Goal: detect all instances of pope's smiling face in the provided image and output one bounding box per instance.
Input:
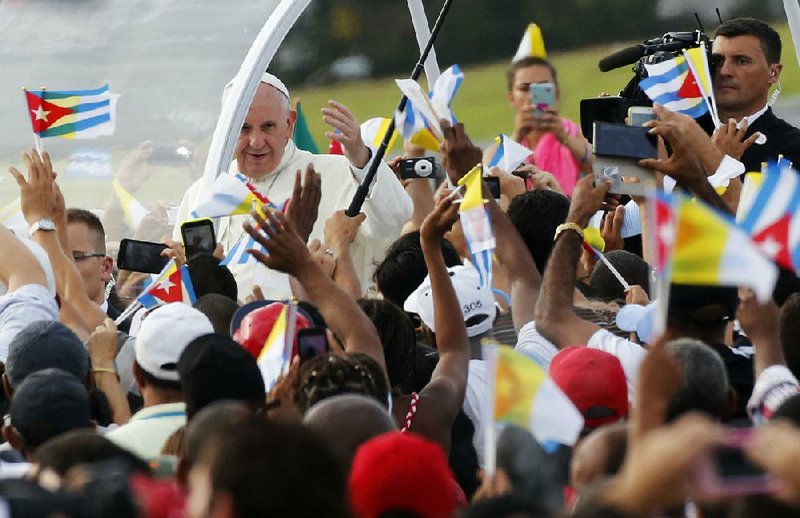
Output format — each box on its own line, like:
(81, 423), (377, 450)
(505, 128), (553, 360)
(235, 83), (297, 180)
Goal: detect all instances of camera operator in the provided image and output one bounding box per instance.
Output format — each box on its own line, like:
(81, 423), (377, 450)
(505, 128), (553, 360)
(712, 17), (800, 171)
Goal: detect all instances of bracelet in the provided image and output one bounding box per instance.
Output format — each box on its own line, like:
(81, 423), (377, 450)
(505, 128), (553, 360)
(92, 367), (117, 375)
(554, 222), (584, 241)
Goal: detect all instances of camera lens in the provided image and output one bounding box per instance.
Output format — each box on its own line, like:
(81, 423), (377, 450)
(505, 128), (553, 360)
(414, 159), (433, 177)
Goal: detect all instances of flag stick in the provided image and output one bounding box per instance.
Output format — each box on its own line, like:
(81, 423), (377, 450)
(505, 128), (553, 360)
(345, 0), (455, 217)
(407, 0), (441, 88)
(645, 191), (669, 336)
(114, 301), (142, 327)
(34, 87), (46, 155)
(482, 339), (498, 478)
(584, 244), (630, 291)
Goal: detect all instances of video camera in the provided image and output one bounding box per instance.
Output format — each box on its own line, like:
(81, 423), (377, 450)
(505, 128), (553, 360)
(580, 29), (710, 139)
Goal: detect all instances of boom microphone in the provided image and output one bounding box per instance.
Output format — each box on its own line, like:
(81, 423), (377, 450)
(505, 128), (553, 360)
(598, 45), (645, 72)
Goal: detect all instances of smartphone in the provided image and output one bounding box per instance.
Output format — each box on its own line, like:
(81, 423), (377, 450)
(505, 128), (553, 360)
(297, 328), (329, 361)
(593, 122), (658, 160)
(695, 428), (782, 497)
(579, 96), (652, 143)
(117, 239), (169, 273)
(399, 157), (440, 179)
(627, 106), (657, 127)
(593, 122), (658, 196)
(529, 83), (556, 113)
(181, 218), (216, 259)
(484, 176), (501, 199)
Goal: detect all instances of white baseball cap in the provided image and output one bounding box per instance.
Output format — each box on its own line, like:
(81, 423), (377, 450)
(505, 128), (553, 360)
(134, 303), (213, 381)
(404, 264), (497, 338)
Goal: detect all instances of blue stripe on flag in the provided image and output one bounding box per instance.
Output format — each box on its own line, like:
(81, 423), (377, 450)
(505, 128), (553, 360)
(740, 163), (782, 233)
(488, 138), (503, 168)
(639, 61), (689, 88)
(180, 265), (197, 304)
(220, 236), (244, 266)
(644, 93), (707, 118)
(42, 113), (112, 137)
(72, 99), (111, 113)
(137, 293), (159, 308)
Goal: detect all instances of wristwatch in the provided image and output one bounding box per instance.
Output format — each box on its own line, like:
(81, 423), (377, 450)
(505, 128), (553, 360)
(28, 218), (56, 238)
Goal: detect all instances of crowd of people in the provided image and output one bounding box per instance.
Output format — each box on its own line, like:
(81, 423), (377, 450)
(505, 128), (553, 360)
(3, 14), (800, 518)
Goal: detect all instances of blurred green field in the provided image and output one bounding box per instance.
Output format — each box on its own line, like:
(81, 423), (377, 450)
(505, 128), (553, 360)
(293, 22), (800, 146)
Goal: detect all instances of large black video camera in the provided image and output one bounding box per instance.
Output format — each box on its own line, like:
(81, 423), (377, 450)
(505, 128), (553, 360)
(581, 30), (710, 139)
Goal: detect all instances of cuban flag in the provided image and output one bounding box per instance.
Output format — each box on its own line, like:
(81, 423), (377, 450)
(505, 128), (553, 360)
(737, 162), (800, 271)
(137, 260), (196, 308)
(639, 56), (708, 119)
(24, 84), (117, 139)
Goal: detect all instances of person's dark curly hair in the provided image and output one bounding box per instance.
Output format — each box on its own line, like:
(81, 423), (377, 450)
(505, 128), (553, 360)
(293, 353), (388, 414)
(358, 299), (416, 394)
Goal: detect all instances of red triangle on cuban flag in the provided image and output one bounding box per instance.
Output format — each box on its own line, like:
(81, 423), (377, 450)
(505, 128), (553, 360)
(148, 267), (186, 304)
(677, 69), (703, 100)
(328, 138), (344, 155)
(753, 214), (792, 269)
(24, 91), (73, 133)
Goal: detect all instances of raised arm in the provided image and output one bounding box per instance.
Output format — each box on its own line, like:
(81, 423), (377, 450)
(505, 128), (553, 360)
(534, 174), (611, 348)
(244, 210), (386, 375)
(413, 193), (470, 449)
(9, 151), (105, 331)
(0, 225), (46, 292)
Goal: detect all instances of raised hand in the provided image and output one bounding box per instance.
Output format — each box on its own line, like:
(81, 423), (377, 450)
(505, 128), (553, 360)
(712, 118), (760, 160)
(322, 100), (370, 168)
(243, 210), (313, 276)
(285, 163), (322, 242)
(9, 149), (56, 224)
(566, 174), (612, 228)
(420, 191), (459, 244)
(440, 120), (482, 184)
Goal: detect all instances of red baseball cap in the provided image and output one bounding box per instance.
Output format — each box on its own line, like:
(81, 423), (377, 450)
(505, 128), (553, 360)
(349, 432), (457, 518)
(231, 301), (311, 359)
(549, 347), (628, 429)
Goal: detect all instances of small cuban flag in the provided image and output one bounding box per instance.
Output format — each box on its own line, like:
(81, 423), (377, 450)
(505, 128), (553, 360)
(639, 56), (708, 119)
(137, 260), (197, 308)
(24, 84), (118, 139)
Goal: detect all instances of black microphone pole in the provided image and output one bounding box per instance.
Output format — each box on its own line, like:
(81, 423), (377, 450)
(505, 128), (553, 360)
(345, 0), (455, 217)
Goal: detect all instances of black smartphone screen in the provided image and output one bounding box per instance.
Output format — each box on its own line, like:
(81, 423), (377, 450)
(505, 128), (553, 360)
(117, 239), (169, 274)
(484, 176), (501, 199)
(297, 329), (329, 361)
(593, 122), (658, 160)
(181, 220), (216, 259)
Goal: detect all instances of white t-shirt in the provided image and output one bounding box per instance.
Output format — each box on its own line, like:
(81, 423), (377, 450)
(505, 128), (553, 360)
(0, 284), (59, 363)
(515, 321), (645, 402)
(748, 365), (800, 424)
(463, 359), (488, 467)
(105, 402), (186, 459)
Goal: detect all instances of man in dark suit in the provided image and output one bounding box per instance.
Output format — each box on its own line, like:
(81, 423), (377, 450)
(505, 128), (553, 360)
(712, 18), (800, 172)
(66, 209), (129, 332)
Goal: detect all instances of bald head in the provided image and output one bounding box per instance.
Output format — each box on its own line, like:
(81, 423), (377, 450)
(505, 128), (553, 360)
(304, 394), (396, 470)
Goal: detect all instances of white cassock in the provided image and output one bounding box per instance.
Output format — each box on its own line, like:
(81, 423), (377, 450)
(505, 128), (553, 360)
(175, 141), (412, 301)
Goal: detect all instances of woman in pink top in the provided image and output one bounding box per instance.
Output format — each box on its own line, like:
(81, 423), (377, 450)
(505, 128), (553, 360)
(506, 57), (590, 196)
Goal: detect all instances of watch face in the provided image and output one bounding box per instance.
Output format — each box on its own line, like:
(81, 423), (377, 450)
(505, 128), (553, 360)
(36, 219), (55, 231)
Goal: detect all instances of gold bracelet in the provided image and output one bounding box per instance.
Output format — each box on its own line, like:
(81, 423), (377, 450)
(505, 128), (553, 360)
(92, 367), (117, 375)
(554, 222), (584, 241)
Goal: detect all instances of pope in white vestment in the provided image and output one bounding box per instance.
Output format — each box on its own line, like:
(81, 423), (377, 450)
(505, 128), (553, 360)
(175, 74), (411, 301)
